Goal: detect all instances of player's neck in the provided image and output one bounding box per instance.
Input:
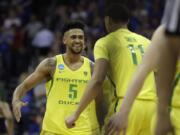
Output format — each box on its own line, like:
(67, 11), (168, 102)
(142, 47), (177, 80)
(64, 53), (82, 64)
(110, 24), (127, 33)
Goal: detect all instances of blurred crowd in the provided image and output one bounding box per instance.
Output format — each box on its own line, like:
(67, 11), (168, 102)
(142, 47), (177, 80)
(0, 0), (165, 134)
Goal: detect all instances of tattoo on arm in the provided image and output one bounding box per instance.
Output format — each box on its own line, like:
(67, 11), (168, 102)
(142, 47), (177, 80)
(45, 57), (56, 81)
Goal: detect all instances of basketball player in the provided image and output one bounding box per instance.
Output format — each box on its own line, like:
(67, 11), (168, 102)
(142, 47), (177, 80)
(12, 21), (101, 135)
(114, 0), (180, 134)
(66, 3), (157, 135)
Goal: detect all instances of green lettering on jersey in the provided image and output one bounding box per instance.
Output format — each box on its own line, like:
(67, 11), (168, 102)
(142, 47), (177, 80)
(125, 37), (137, 42)
(128, 44), (145, 65)
(68, 84), (77, 99)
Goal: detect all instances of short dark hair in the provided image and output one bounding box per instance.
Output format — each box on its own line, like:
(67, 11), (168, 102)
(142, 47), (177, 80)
(105, 3), (130, 23)
(62, 21), (86, 36)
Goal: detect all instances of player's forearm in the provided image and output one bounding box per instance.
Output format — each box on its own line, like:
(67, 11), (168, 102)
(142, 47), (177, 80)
(157, 87), (172, 115)
(95, 90), (107, 127)
(12, 73), (40, 103)
(74, 79), (102, 118)
(6, 119), (14, 135)
(156, 44), (177, 114)
(12, 83), (31, 103)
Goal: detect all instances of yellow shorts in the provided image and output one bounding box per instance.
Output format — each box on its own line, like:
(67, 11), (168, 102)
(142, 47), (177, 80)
(115, 99), (156, 135)
(40, 128), (100, 135)
(171, 107), (180, 135)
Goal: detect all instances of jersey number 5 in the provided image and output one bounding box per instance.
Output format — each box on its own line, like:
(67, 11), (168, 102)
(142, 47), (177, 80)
(69, 84), (77, 99)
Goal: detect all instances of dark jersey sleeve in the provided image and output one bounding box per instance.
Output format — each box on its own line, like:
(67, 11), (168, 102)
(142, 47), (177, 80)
(161, 0), (180, 35)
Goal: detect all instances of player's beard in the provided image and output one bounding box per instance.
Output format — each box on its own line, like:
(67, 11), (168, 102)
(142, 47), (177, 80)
(69, 46), (83, 54)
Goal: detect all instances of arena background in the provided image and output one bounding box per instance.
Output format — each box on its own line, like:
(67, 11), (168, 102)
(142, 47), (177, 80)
(0, 0), (165, 134)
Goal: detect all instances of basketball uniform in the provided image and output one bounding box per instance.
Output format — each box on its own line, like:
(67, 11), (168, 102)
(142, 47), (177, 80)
(94, 28), (157, 135)
(41, 55), (100, 135)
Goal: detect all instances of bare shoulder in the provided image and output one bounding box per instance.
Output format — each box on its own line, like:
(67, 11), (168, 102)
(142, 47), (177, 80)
(36, 57), (56, 78)
(43, 57), (56, 68)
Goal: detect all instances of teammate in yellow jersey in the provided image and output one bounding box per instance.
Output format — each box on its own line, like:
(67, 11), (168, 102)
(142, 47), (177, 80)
(115, 25), (179, 135)
(66, 3), (156, 135)
(12, 21), (101, 135)
(113, 0), (180, 135)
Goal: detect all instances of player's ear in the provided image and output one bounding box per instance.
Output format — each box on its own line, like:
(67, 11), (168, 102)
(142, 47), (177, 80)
(63, 33), (67, 45)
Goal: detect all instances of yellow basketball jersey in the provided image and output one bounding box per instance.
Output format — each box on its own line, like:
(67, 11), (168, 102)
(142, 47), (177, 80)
(94, 28), (156, 100)
(172, 60), (180, 108)
(42, 55), (99, 134)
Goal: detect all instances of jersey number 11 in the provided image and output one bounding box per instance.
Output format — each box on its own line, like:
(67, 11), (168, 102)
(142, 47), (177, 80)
(128, 44), (144, 65)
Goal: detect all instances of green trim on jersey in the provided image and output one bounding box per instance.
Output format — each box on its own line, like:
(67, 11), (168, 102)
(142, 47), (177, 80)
(43, 54), (99, 134)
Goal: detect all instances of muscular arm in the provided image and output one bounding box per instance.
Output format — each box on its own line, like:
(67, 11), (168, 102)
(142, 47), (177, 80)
(88, 59), (109, 127)
(65, 58), (109, 128)
(12, 57), (56, 121)
(156, 27), (180, 114)
(95, 85), (107, 127)
(74, 59), (108, 118)
(156, 43), (177, 113)
(12, 57), (55, 102)
(89, 60), (106, 126)
(155, 27), (179, 135)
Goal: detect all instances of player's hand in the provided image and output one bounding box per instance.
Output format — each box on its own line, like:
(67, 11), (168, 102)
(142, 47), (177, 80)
(155, 113), (174, 135)
(12, 100), (28, 122)
(105, 112), (127, 135)
(65, 113), (78, 128)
